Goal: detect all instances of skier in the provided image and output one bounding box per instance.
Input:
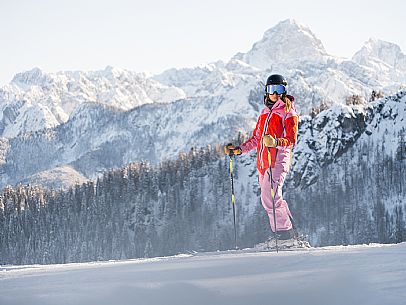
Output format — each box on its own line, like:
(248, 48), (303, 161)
(224, 74), (299, 246)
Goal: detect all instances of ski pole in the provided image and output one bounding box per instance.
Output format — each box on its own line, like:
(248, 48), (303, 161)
(228, 144), (238, 250)
(268, 149), (278, 253)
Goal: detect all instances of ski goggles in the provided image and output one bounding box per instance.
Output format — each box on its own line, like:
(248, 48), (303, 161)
(265, 84), (286, 95)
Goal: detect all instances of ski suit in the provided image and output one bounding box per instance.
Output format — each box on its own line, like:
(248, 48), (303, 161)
(240, 98), (298, 232)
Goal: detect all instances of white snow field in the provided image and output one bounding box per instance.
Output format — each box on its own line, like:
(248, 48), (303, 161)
(1, 243), (406, 305)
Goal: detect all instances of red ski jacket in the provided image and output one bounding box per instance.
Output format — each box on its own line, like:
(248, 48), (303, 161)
(240, 98), (298, 174)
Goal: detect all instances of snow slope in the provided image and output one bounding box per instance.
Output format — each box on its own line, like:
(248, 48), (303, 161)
(1, 243), (405, 305)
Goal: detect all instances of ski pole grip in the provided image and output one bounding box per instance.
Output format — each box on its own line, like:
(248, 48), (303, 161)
(227, 143), (234, 156)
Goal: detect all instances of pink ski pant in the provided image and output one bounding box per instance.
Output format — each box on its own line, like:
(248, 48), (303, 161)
(258, 150), (293, 232)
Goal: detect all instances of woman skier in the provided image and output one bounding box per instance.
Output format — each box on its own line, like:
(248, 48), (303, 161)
(224, 74), (299, 245)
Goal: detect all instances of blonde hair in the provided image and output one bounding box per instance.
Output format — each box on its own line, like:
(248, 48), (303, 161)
(283, 95), (292, 113)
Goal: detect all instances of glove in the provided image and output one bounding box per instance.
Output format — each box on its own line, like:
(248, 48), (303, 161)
(224, 144), (242, 156)
(263, 135), (278, 148)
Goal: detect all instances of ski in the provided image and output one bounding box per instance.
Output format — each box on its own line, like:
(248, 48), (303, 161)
(187, 242), (311, 257)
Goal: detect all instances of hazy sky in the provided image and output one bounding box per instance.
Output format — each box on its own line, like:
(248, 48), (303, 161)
(1, 0), (405, 85)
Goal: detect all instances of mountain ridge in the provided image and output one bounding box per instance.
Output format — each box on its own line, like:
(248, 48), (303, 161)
(0, 19), (405, 188)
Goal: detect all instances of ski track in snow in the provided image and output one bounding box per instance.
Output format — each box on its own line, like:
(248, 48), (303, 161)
(1, 243), (406, 305)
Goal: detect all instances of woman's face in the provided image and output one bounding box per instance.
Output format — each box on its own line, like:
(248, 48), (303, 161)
(267, 92), (280, 102)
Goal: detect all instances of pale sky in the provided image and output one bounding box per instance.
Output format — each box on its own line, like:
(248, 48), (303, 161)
(1, 0), (405, 85)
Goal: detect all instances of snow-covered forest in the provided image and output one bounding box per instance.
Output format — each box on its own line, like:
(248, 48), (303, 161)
(0, 146), (249, 264)
(1, 111), (405, 264)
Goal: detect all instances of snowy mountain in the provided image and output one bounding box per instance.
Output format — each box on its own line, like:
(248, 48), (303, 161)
(353, 38), (406, 75)
(233, 19), (329, 67)
(0, 66), (185, 138)
(352, 38), (406, 93)
(1, 87), (404, 194)
(291, 91), (406, 187)
(0, 19), (405, 189)
(1, 243), (405, 305)
(0, 96), (252, 189)
(155, 20), (406, 114)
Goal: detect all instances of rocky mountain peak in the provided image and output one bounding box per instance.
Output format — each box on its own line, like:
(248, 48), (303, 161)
(352, 38), (406, 71)
(233, 19), (328, 68)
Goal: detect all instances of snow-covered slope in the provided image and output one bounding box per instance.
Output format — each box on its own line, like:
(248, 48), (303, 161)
(0, 94), (255, 188)
(20, 165), (89, 190)
(291, 90), (406, 187)
(1, 243), (405, 305)
(0, 87), (404, 191)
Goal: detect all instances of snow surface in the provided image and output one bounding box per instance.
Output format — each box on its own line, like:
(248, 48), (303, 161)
(1, 243), (405, 305)
(20, 165), (89, 189)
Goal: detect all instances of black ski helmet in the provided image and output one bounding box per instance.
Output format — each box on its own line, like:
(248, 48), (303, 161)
(266, 74), (287, 86)
(263, 74), (287, 108)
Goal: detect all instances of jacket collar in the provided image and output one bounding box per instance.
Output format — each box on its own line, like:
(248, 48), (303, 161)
(271, 98), (286, 111)
(262, 98), (285, 114)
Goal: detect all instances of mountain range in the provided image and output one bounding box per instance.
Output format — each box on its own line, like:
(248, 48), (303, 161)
(0, 18), (405, 189)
